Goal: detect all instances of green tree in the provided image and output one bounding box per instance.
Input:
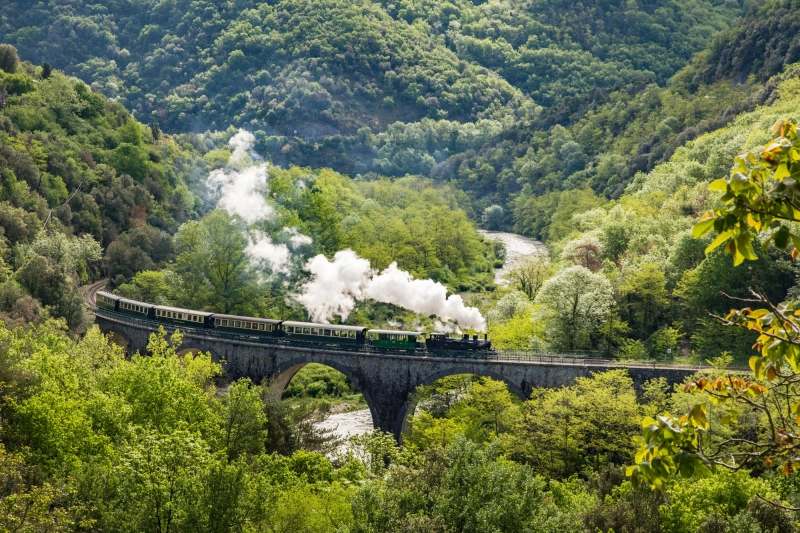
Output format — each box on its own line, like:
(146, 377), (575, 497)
(173, 210), (255, 314)
(0, 44), (19, 74)
(619, 263), (670, 339)
(535, 265), (614, 350)
(511, 370), (641, 478)
(221, 379), (267, 462)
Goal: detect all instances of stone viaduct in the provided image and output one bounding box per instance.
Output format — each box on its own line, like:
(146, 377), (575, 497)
(95, 311), (700, 440)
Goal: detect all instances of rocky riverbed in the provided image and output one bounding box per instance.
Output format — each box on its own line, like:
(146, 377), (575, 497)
(478, 230), (546, 284)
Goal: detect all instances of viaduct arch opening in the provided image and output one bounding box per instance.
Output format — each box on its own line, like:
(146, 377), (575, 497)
(107, 331), (131, 353)
(273, 358), (377, 434)
(398, 368), (526, 441)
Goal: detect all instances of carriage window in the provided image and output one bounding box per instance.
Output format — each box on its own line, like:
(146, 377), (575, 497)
(258, 324), (264, 331)
(303, 327), (311, 334)
(333, 330), (339, 337)
(323, 329), (330, 336)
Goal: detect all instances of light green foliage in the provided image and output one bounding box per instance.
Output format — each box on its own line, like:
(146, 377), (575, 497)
(349, 438), (593, 533)
(535, 265), (614, 350)
(0, 443), (82, 532)
(284, 363), (358, 401)
(221, 379), (268, 462)
(510, 370), (641, 478)
(660, 470), (775, 533)
(29, 229), (101, 281)
(407, 376), (521, 450)
(115, 270), (169, 304)
(503, 255), (553, 300)
(619, 339), (649, 360)
(488, 308), (544, 350)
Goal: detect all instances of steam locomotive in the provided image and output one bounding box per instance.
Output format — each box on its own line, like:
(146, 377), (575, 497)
(96, 291), (492, 352)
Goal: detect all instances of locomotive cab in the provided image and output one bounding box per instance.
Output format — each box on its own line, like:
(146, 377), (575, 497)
(425, 332), (492, 351)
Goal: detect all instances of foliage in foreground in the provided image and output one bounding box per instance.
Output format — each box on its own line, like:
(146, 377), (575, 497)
(629, 119), (800, 511)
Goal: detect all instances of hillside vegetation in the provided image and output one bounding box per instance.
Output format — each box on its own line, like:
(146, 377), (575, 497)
(0, 0), (757, 219)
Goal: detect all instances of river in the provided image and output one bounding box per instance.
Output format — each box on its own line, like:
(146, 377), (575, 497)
(478, 230), (546, 284)
(318, 408), (375, 440)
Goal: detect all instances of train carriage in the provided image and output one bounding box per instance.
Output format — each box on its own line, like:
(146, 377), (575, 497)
(282, 321), (367, 345)
(96, 291), (119, 312)
(211, 314), (282, 337)
(367, 329), (423, 351)
(153, 305), (213, 327)
(118, 297), (155, 320)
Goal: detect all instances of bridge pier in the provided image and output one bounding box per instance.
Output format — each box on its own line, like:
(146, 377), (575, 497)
(95, 313), (699, 441)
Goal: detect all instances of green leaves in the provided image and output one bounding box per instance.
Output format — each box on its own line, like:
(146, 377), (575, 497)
(697, 120), (800, 265)
(628, 409), (713, 491)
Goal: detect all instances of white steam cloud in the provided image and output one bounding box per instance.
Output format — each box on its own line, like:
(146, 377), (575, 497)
(207, 129), (309, 274)
(296, 249), (487, 331)
(209, 129), (485, 330)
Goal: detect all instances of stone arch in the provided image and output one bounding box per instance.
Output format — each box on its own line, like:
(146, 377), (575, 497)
(106, 330), (131, 353)
(397, 366), (526, 440)
(273, 357), (378, 432)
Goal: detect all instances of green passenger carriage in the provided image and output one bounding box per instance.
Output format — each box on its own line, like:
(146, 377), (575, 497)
(96, 291), (119, 311)
(282, 321), (367, 345)
(212, 314), (282, 336)
(117, 297), (154, 319)
(367, 330), (422, 350)
(153, 305), (213, 327)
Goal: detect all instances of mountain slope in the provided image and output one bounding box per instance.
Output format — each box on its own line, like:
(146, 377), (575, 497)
(1, 0), (750, 137)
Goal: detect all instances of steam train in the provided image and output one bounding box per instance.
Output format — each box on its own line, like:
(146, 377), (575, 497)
(96, 291), (492, 352)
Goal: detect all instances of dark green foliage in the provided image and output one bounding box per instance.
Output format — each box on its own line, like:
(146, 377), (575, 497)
(0, 0), (756, 217)
(0, 44), (20, 74)
(694, 0), (800, 86)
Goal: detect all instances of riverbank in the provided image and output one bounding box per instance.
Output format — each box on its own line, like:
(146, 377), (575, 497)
(478, 230), (546, 284)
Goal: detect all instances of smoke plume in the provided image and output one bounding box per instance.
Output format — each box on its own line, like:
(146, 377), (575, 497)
(296, 249), (487, 331)
(207, 129), (309, 274)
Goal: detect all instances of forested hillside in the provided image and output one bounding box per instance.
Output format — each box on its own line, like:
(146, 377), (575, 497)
(6, 0), (800, 532)
(0, 0), (755, 218)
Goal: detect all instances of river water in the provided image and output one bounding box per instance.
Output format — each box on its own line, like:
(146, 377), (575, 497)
(319, 409), (375, 440)
(478, 230), (546, 284)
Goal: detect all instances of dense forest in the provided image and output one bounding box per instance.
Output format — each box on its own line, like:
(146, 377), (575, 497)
(5, 0), (800, 530)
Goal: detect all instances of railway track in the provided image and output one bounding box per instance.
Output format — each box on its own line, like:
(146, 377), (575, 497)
(84, 279), (108, 309)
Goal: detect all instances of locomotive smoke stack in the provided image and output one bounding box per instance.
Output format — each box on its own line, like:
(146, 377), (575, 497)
(473, 334), (478, 341)
(463, 333), (469, 340)
(484, 334), (487, 341)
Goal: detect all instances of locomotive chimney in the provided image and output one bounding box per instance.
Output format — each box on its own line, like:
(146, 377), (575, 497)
(484, 334), (487, 341)
(473, 334), (478, 341)
(463, 333), (469, 340)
